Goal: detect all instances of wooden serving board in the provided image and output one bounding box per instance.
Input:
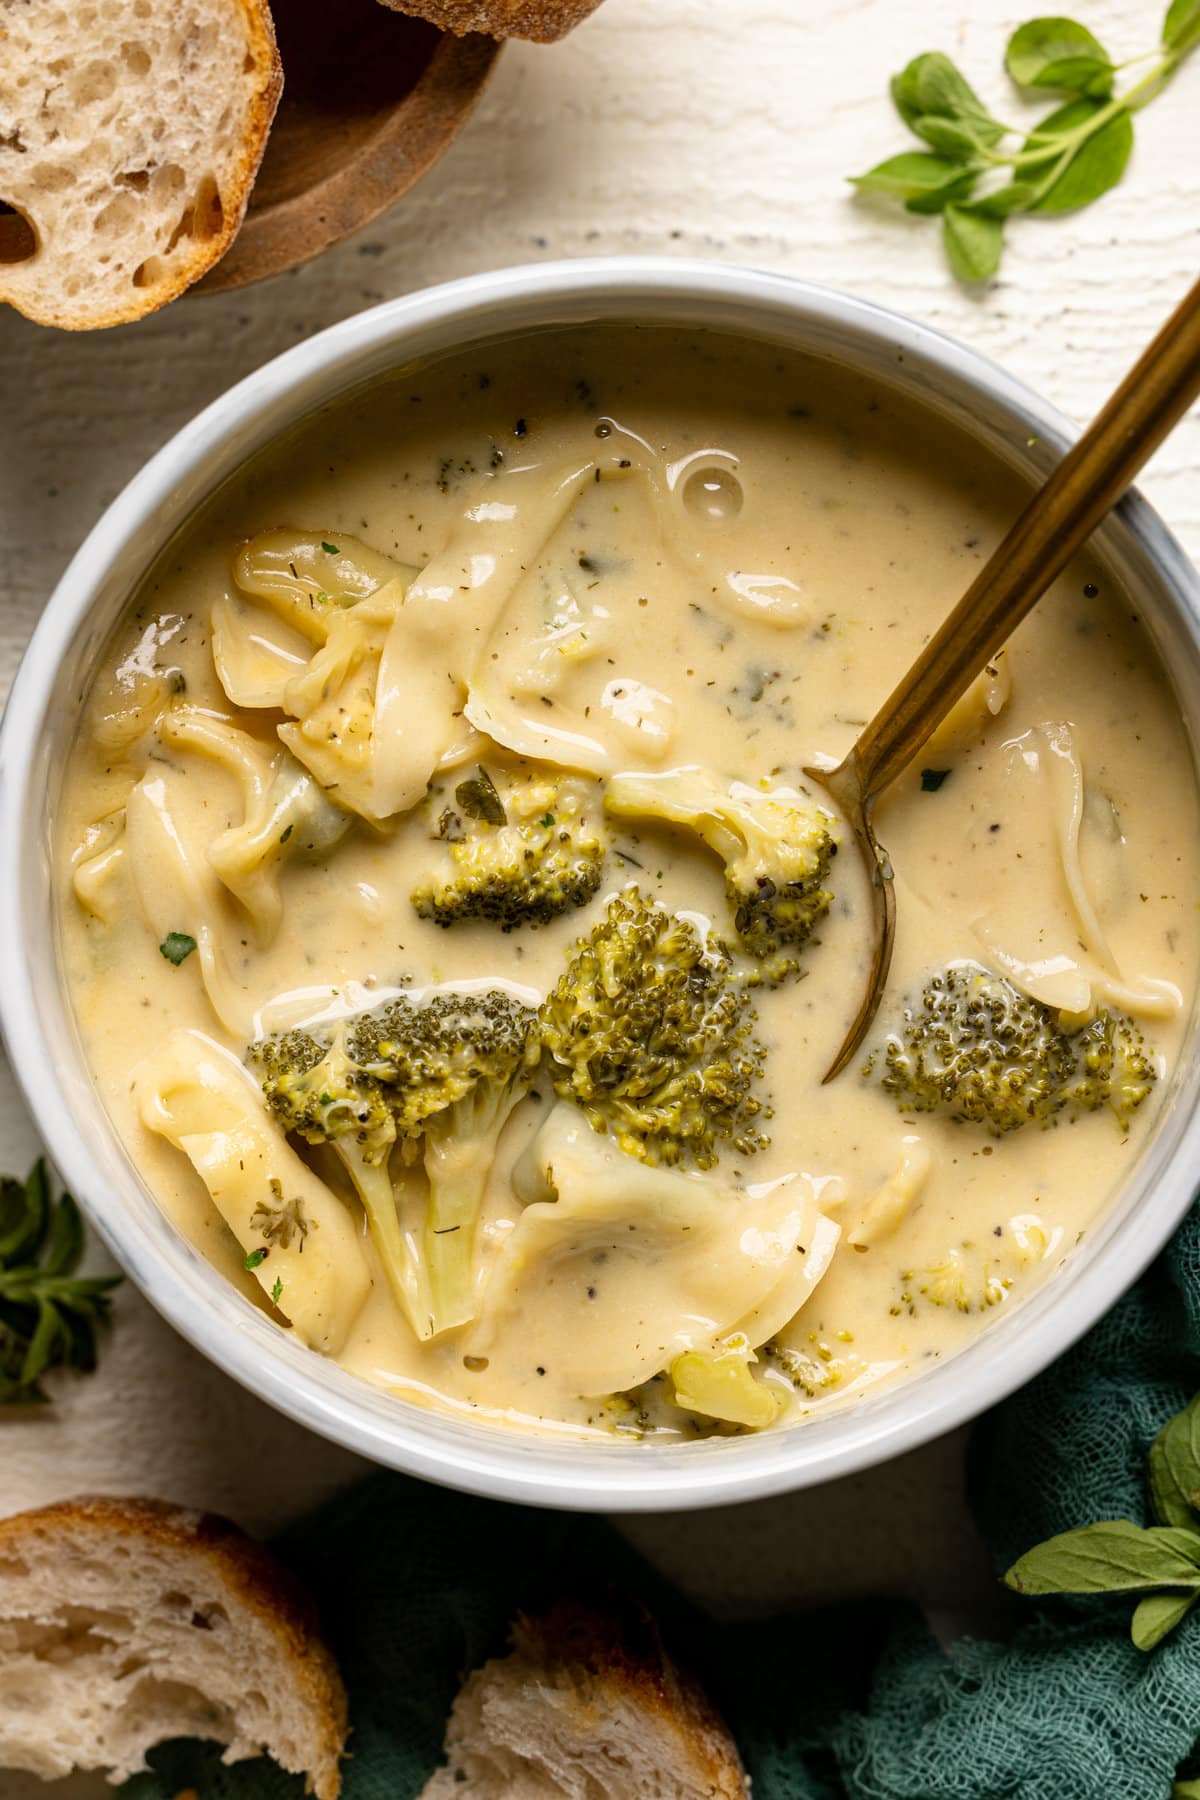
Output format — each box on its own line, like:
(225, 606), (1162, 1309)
(199, 2), (502, 293)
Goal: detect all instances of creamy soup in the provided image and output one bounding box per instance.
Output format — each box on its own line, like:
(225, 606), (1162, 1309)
(56, 326), (1200, 1441)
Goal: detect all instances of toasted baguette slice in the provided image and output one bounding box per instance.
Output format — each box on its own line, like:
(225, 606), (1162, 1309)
(0, 1496), (346, 1800)
(420, 1599), (749, 1799)
(0, 0), (281, 329)
(375, 0), (606, 43)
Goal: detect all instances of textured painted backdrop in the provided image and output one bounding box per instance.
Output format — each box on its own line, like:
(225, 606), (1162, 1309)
(0, 0), (1196, 1688)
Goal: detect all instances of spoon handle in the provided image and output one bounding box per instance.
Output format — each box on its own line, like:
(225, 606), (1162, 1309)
(843, 273), (1200, 805)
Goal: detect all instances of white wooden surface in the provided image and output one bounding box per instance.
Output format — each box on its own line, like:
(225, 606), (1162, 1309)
(0, 0), (1197, 1663)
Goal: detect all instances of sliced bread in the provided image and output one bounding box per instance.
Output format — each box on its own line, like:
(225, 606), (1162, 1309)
(0, 1495), (346, 1799)
(0, 0), (282, 329)
(375, 0), (607, 44)
(420, 1599), (750, 1799)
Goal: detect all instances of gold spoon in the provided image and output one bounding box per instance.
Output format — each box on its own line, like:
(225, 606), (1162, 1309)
(809, 273), (1200, 1082)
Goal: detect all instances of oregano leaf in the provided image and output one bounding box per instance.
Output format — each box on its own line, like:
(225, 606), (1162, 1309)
(0, 1161), (121, 1404)
(1149, 1393), (1200, 1529)
(1006, 17), (1115, 96)
(42, 1190), (85, 1278)
(905, 176), (983, 216)
(1132, 1590), (1197, 1650)
(1005, 1520), (1200, 1595)
(943, 204), (1004, 281)
(891, 52), (1006, 146)
(20, 1296), (64, 1392)
(1020, 94), (1103, 164)
(1164, 0), (1200, 54)
(850, 11), (1196, 281)
(966, 181), (1038, 217)
(851, 151), (978, 211)
(1028, 103), (1134, 211)
(0, 1163), (46, 1264)
(911, 115), (998, 156)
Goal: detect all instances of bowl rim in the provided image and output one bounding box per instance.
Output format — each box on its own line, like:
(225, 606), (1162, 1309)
(3, 255), (1200, 1512)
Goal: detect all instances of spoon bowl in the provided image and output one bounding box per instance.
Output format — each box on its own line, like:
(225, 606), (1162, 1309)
(817, 274), (1200, 1081)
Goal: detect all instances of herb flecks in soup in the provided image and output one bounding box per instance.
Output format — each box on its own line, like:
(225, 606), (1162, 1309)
(57, 327), (1198, 1440)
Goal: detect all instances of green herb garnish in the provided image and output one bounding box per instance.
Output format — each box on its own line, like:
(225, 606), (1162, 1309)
(321, 541), (340, 555)
(244, 1248), (268, 1271)
(271, 1276), (284, 1306)
(251, 1184), (311, 1252)
(279, 824), (294, 845)
(455, 768), (507, 827)
(921, 768), (952, 791)
(0, 1160), (120, 1405)
(159, 931), (197, 966)
(1006, 1391), (1200, 1649)
(851, 6), (1199, 281)
(539, 813), (556, 829)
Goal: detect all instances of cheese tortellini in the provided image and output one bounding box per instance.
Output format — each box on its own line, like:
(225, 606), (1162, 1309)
(471, 1102), (839, 1399)
(222, 529), (497, 820)
(133, 1030), (371, 1354)
(969, 722), (1181, 1020)
(158, 708), (352, 943)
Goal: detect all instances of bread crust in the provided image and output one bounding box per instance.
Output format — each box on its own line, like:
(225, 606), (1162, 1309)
(425, 1595), (750, 1798)
(0, 0), (282, 329)
(375, 0), (606, 44)
(517, 1599), (750, 1799)
(0, 1495), (347, 1800)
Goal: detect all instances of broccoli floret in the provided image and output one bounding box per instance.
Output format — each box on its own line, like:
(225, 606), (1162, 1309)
(412, 765), (605, 930)
(669, 1336), (783, 1429)
(604, 768), (837, 983)
(248, 1023), (425, 1333)
(894, 1214), (1066, 1318)
(867, 961), (1157, 1135)
(538, 886), (769, 1169)
(895, 1249), (1014, 1315)
(250, 987), (540, 1338)
(1063, 1008), (1157, 1126)
(347, 992), (496, 1137)
(763, 1334), (863, 1399)
(250, 1025), (395, 1162)
(352, 989), (541, 1332)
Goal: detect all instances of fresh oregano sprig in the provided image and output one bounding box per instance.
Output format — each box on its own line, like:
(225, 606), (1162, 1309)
(851, 4), (1200, 281)
(1005, 1390), (1200, 1650)
(0, 1159), (121, 1405)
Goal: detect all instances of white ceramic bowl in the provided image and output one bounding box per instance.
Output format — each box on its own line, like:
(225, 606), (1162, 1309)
(3, 259), (1199, 1512)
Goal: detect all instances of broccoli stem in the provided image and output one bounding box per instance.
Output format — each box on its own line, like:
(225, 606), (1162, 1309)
(422, 1140), (490, 1337)
(332, 1140), (433, 1341)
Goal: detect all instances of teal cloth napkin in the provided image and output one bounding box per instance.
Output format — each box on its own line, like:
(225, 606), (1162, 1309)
(125, 1200), (1200, 1800)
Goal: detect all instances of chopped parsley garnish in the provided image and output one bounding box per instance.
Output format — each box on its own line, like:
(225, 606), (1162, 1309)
(539, 813), (556, 828)
(271, 1276), (284, 1306)
(244, 1247), (268, 1270)
(321, 541), (340, 555)
(920, 768), (952, 792)
(159, 932), (197, 966)
(279, 824), (294, 844)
